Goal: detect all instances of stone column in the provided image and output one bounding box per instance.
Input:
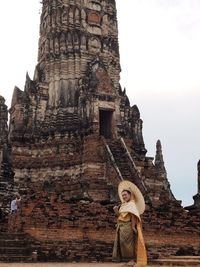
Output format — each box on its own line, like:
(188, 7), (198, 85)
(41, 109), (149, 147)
(192, 160), (200, 208)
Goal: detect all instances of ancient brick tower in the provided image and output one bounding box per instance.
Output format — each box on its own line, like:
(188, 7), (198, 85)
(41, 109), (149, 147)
(9, 0), (150, 191)
(1, 0), (199, 262)
(10, 0), (123, 140)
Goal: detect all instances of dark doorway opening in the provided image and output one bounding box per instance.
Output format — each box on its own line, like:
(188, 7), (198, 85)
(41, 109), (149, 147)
(99, 110), (113, 139)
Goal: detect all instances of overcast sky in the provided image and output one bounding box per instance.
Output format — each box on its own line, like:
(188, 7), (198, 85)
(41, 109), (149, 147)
(0, 0), (199, 206)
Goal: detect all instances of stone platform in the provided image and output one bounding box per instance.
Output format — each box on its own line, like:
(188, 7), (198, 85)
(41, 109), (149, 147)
(0, 263), (198, 267)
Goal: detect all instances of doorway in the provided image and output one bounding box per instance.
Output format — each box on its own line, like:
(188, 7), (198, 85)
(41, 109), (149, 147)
(99, 109), (113, 139)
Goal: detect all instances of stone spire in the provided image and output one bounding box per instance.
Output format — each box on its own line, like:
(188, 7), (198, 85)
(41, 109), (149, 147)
(153, 140), (176, 204)
(0, 96), (13, 181)
(9, 0), (123, 140)
(192, 160), (200, 208)
(155, 139), (166, 173)
(0, 96), (8, 146)
(185, 160), (200, 210)
(34, 0), (120, 108)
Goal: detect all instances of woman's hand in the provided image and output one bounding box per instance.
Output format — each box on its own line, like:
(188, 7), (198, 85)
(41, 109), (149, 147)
(113, 205), (119, 214)
(131, 214), (137, 234)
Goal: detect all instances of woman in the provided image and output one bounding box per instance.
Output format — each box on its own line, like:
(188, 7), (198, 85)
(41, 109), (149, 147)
(112, 180), (147, 267)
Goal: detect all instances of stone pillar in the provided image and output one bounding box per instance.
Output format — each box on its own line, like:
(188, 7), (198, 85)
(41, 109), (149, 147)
(192, 160), (200, 208)
(154, 140), (176, 203)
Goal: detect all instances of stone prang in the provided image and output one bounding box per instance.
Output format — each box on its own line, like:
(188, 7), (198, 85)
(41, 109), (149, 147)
(0, 0), (199, 262)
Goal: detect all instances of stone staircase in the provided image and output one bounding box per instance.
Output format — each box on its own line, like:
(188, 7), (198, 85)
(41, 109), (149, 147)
(105, 139), (146, 194)
(0, 232), (38, 262)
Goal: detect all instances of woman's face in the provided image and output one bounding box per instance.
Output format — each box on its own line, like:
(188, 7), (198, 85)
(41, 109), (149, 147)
(122, 191), (131, 202)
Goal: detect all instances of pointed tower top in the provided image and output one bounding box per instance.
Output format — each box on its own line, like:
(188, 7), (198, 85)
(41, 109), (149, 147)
(155, 139), (166, 173)
(132, 105), (140, 120)
(0, 95), (6, 103)
(156, 139), (162, 150)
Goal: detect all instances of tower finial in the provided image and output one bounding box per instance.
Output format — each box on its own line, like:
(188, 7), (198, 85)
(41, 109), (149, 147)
(155, 139), (166, 172)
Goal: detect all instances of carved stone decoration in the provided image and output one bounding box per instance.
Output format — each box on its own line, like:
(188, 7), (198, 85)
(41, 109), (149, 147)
(56, 7), (61, 26)
(74, 8), (81, 26)
(88, 37), (101, 53)
(80, 34), (87, 49)
(60, 32), (66, 56)
(67, 31), (73, 51)
(69, 7), (74, 25)
(74, 32), (80, 50)
(59, 0), (69, 6)
(44, 38), (50, 56)
(87, 11), (101, 26)
(54, 37), (60, 56)
(61, 7), (68, 24)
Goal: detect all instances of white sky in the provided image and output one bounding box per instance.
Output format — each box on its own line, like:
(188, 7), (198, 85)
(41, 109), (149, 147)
(0, 0), (200, 206)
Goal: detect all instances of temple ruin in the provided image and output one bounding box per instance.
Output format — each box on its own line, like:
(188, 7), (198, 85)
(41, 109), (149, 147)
(0, 0), (199, 263)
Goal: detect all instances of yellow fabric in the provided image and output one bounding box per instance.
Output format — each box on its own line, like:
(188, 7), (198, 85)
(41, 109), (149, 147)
(112, 221), (136, 261)
(117, 212), (131, 222)
(136, 220), (147, 267)
(113, 201), (147, 266)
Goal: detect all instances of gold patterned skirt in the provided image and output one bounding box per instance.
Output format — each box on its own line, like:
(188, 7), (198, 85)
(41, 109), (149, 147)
(112, 221), (136, 261)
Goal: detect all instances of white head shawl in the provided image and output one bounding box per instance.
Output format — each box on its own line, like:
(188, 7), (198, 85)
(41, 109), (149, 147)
(119, 200), (141, 221)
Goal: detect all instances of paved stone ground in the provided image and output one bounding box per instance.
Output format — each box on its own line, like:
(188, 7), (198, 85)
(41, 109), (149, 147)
(0, 264), (123, 267)
(0, 264), (189, 267)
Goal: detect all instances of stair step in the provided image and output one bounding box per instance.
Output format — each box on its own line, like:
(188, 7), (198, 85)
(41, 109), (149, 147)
(0, 233), (27, 239)
(169, 256), (200, 260)
(109, 141), (134, 181)
(150, 258), (200, 266)
(0, 247), (30, 254)
(0, 240), (28, 246)
(0, 254), (32, 262)
(0, 232), (36, 262)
